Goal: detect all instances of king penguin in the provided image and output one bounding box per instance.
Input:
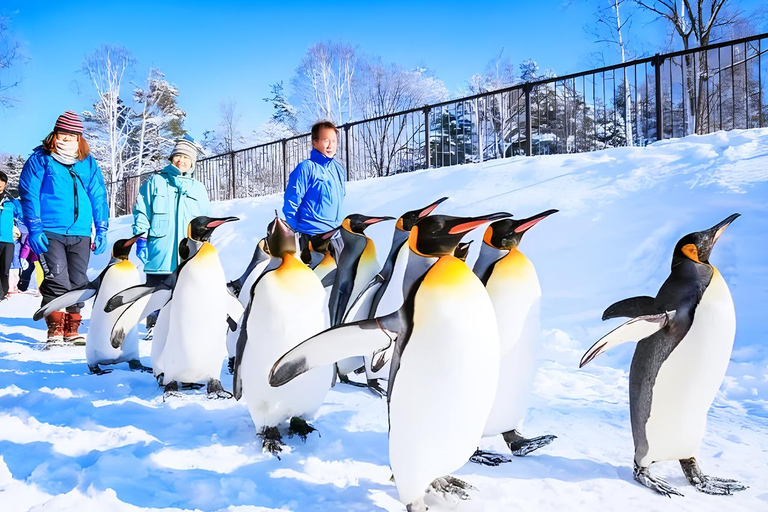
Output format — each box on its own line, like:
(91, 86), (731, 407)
(268, 212), (510, 512)
(470, 210), (558, 464)
(157, 216), (244, 398)
(33, 234), (148, 374)
(233, 214), (331, 456)
(580, 213), (747, 497)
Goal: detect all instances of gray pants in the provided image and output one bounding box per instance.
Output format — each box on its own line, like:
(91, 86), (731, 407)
(39, 232), (90, 313)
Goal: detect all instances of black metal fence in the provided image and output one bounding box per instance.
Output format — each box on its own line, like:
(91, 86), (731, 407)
(106, 32), (768, 217)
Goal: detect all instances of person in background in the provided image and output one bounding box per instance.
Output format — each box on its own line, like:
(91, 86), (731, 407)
(16, 221), (38, 294)
(18, 111), (109, 344)
(0, 171), (23, 302)
(282, 120), (346, 263)
(132, 136), (209, 330)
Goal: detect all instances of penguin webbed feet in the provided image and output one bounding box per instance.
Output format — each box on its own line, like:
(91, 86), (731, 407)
(88, 364), (112, 376)
(163, 381), (181, 400)
(634, 463), (684, 498)
(679, 457), (747, 495)
(128, 359), (153, 373)
(428, 475), (477, 502)
(287, 416), (318, 442)
(227, 357), (235, 375)
(502, 429), (557, 456)
(469, 448), (511, 466)
(206, 379), (233, 399)
(257, 426), (285, 460)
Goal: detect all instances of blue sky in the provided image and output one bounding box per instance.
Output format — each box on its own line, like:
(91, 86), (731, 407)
(1, 0), (766, 156)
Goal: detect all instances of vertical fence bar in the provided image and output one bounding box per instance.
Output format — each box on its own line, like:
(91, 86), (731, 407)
(281, 139), (288, 190)
(524, 84), (533, 156)
(653, 54), (664, 141)
(344, 124), (351, 180)
(230, 151), (236, 200)
(424, 107), (431, 169)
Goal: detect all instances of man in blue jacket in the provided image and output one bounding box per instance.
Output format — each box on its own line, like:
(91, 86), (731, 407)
(282, 120), (346, 262)
(0, 171), (23, 302)
(19, 111), (109, 344)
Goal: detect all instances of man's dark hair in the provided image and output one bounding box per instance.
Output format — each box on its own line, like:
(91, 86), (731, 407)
(0, 170), (7, 183)
(311, 120), (338, 141)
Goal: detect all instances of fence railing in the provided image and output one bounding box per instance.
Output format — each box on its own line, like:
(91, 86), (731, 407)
(106, 32), (768, 217)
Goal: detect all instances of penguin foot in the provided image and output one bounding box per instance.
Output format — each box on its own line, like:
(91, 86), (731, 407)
(428, 475), (477, 502)
(680, 457), (747, 495)
(206, 379), (233, 399)
(227, 357), (235, 375)
(88, 364), (112, 375)
(287, 416), (318, 442)
(128, 359), (153, 373)
(366, 379), (387, 397)
(156, 373), (164, 386)
(257, 426), (285, 460)
(634, 463), (684, 497)
(469, 448), (511, 466)
(163, 381), (181, 399)
(503, 430), (557, 456)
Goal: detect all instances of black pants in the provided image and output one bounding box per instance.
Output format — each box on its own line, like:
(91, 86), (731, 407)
(39, 233), (91, 313)
(0, 241), (13, 299)
(17, 259), (35, 292)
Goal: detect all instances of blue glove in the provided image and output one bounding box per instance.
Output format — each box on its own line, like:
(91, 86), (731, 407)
(92, 222), (109, 255)
(27, 219), (49, 255)
(135, 237), (148, 264)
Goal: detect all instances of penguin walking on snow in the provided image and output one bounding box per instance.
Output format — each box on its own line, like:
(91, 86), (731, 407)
(470, 210), (558, 465)
(580, 213), (747, 497)
(233, 214), (331, 457)
(269, 212), (510, 512)
(34, 234), (148, 374)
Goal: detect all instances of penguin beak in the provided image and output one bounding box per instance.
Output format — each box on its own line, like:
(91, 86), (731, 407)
(514, 209), (559, 233)
(363, 216), (396, 225)
(695, 213), (740, 263)
(708, 213), (740, 246)
(417, 197), (449, 219)
(206, 216), (239, 229)
(267, 215), (297, 256)
(321, 227), (340, 240)
(397, 197), (450, 231)
(447, 212), (512, 235)
(123, 233), (145, 248)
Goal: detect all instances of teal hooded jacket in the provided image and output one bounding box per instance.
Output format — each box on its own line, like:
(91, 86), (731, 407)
(0, 194), (22, 244)
(132, 164), (210, 274)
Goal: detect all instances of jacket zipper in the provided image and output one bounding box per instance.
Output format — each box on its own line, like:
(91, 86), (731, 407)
(65, 165), (81, 235)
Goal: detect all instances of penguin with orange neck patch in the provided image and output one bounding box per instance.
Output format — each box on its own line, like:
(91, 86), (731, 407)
(470, 210), (558, 465)
(580, 213), (747, 497)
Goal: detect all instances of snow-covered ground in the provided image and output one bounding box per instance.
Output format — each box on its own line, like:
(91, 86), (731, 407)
(1, 128), (767, 511)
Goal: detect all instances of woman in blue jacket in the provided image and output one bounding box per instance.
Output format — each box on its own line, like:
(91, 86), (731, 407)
(19, 111), (109, 344)
(0, 171), (23, 301)
(132, 136), (209, 328)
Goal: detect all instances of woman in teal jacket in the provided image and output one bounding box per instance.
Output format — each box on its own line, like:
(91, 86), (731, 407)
(132, 137), (209, 327)
(18, 111), (109, 344)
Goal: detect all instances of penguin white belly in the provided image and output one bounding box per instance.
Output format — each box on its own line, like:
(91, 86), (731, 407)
(163, 246), (229, 384)
(87, 263), (142, 366)
(483, 254), (541, 436)
(641, 269), (735, 466)
(241, 264), (331, 430)
(389, 258), (499, 507)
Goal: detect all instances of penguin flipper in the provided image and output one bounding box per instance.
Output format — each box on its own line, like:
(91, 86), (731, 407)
(269, 314), (400, 387)
(342, 275), (383, 323)
(602, 296), (659, 320)
(320, 269), (336, 288)
(580, 311), (675, 368)
(110, 289), (172, 349)
(33, 283), (98, 321)
(105, 283), (157, 312)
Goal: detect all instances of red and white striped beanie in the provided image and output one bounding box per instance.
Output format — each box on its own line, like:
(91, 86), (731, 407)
(54, 111), (84, 135)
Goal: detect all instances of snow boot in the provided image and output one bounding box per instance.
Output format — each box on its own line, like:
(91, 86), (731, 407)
(64, 312), (86, 345)
(45, 311), (66, 345)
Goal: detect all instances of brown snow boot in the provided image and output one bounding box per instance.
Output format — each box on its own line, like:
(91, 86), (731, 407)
(64, 312), (86, 345)
(45, 311), (66, 345)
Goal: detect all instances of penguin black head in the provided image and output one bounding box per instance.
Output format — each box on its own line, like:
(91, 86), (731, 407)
(188, 216), (239, 242)
(342, 214), (395, 235)
(308, 227), (340, 254)
(396, 197), (449, 232)
(266, 212), (296, 257)
(673, 213), (740, 265)
(409, 212), (511, 257)
(454, 240), (473, 262)
(483, 209), (559, 250)
(112, 233), (144, 260)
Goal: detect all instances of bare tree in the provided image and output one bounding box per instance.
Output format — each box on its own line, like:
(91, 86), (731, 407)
(81, 45), (136, 212)
(291, 41), (357, 126)
(217, 97), (245, 153)
(0, 14), (24, 109)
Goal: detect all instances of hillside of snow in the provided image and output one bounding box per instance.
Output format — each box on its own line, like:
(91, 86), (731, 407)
(1, 128), (767, 511)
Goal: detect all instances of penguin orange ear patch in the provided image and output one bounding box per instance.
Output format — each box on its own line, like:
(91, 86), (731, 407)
(681, 243), (700, 263)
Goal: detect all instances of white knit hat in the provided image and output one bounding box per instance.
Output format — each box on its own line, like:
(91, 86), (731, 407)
(169, 136), (201, 166)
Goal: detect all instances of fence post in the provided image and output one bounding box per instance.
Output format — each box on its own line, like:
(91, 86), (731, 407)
(652, 53), (664, 142)
(344, 124), (351, 181)
(282, 139), (288, 190)
(524, 83), (533, 156)
(423, 107), (432, 169)
(475, 97), (483, 163)
(229, 151), (236, 200)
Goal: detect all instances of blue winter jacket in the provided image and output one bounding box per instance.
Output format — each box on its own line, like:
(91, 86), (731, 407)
(132, 164), (210, 274)
(0, 194), (22, 244)
(282, 149), (346, 235)
(19, 147), (109, 237)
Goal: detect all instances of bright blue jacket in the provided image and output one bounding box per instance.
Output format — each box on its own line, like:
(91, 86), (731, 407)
(0, 194), (22, 244)
(19, 147), (109, 237)
(132, 164), (210, 274)
(282, 149), (346, 235)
